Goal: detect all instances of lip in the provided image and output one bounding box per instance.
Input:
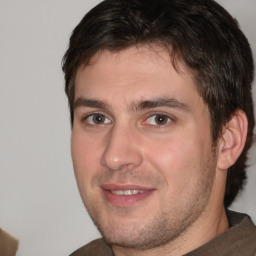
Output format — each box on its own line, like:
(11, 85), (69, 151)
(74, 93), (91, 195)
(101, 183), (156, 206)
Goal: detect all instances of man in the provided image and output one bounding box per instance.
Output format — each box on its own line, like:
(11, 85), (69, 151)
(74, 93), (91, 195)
(62, 0), (256, 255)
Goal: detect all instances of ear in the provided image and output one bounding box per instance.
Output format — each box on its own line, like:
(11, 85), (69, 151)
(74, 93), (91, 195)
(217, 109), (248, 170)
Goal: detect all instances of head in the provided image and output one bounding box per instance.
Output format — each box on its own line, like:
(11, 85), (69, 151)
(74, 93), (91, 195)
(63, 1), (254, 253)
(63, 0), (254, 208)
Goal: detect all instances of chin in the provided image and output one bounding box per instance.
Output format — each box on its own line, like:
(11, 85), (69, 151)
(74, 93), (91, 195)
(92, 213), (180, 250)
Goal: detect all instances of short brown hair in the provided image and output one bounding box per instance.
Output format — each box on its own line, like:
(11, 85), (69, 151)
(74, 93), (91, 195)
(62, 0), (255, 207)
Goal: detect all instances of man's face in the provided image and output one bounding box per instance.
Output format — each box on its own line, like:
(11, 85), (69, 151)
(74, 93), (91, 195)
(72, 46), (220, 249)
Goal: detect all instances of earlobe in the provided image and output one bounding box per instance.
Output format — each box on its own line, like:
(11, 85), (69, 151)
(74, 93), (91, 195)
(217, 110), (248, 170)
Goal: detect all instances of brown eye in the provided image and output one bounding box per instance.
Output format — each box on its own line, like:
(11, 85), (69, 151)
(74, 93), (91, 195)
(145, 114), (172, 126)
(85, 113), (111, 125)
(93, 114), (105, 124)
(155, 115), (168, 125)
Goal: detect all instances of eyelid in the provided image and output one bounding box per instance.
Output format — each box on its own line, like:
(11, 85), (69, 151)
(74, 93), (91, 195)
(81, 112), (112, 126)
(142, 112), (175, 127)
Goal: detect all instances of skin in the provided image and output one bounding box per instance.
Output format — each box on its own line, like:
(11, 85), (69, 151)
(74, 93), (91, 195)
(71, 45), (230, 256)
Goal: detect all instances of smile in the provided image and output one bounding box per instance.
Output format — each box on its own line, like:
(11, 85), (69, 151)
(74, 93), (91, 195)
(110, 190), (146, 195)
(101, 184), (155, 206)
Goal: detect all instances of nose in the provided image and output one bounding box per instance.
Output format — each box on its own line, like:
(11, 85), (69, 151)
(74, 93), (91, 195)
(100, 124), (143, 171)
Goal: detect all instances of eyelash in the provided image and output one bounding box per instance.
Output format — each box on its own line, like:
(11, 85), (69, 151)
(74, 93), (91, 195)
(142, 113), (174, 128)
(81, 112), (175, 128)
(82, 112), (112, 127)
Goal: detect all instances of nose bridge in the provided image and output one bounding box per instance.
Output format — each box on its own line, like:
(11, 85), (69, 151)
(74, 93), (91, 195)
(100, 122), (143, 171)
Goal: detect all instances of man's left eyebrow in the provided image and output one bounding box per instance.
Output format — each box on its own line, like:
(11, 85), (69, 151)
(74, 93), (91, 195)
(132, 98), (190, 112)
(73, 97), (108, 110)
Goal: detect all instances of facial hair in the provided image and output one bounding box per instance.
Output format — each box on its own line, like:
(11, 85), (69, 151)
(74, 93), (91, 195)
(82, 150), (217, 251)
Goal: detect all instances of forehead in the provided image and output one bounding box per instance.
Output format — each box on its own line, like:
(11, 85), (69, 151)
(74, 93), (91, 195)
(75, 45), (200, 104)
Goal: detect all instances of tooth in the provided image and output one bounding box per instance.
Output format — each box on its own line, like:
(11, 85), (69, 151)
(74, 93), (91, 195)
(113, 190), (124, 195)
(123, 190), (130, 195)
(111, 190), (145, 195)
(125, 190), (138, 195)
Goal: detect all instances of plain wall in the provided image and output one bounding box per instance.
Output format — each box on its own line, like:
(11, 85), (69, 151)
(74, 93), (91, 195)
(0, 1), (255, 255)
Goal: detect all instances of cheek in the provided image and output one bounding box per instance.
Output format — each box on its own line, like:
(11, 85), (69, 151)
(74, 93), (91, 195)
(71, 131), (102, 182)
(71, 132), (105, 208)
(146, 136), (192, 172)
(144, 135), (208, 193)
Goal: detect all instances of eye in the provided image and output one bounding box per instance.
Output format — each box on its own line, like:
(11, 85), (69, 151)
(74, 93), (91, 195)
(144, 114), (172, 126)
(85, 113), (111, 125)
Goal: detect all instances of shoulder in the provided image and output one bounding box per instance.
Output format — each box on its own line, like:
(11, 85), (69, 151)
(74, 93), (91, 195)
(217, 210), (256, 255)
(0, 228), (19, 256)
(186, 210), (256, 256)
(69, 238), (114, 256)
(227, 209), (256, 236)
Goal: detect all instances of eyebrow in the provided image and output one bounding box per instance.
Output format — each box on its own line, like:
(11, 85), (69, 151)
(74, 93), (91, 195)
(73, 98), (109, 110)
(73, 97), (190, 113)
(134, 98), (190, 112)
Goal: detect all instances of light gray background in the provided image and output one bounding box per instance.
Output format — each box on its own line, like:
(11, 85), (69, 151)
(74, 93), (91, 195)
(0, 1), (255, 255)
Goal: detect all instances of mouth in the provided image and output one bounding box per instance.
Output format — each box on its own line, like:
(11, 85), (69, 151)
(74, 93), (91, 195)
(101, 184), (155, 206)
(111, 189), (146, 195)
